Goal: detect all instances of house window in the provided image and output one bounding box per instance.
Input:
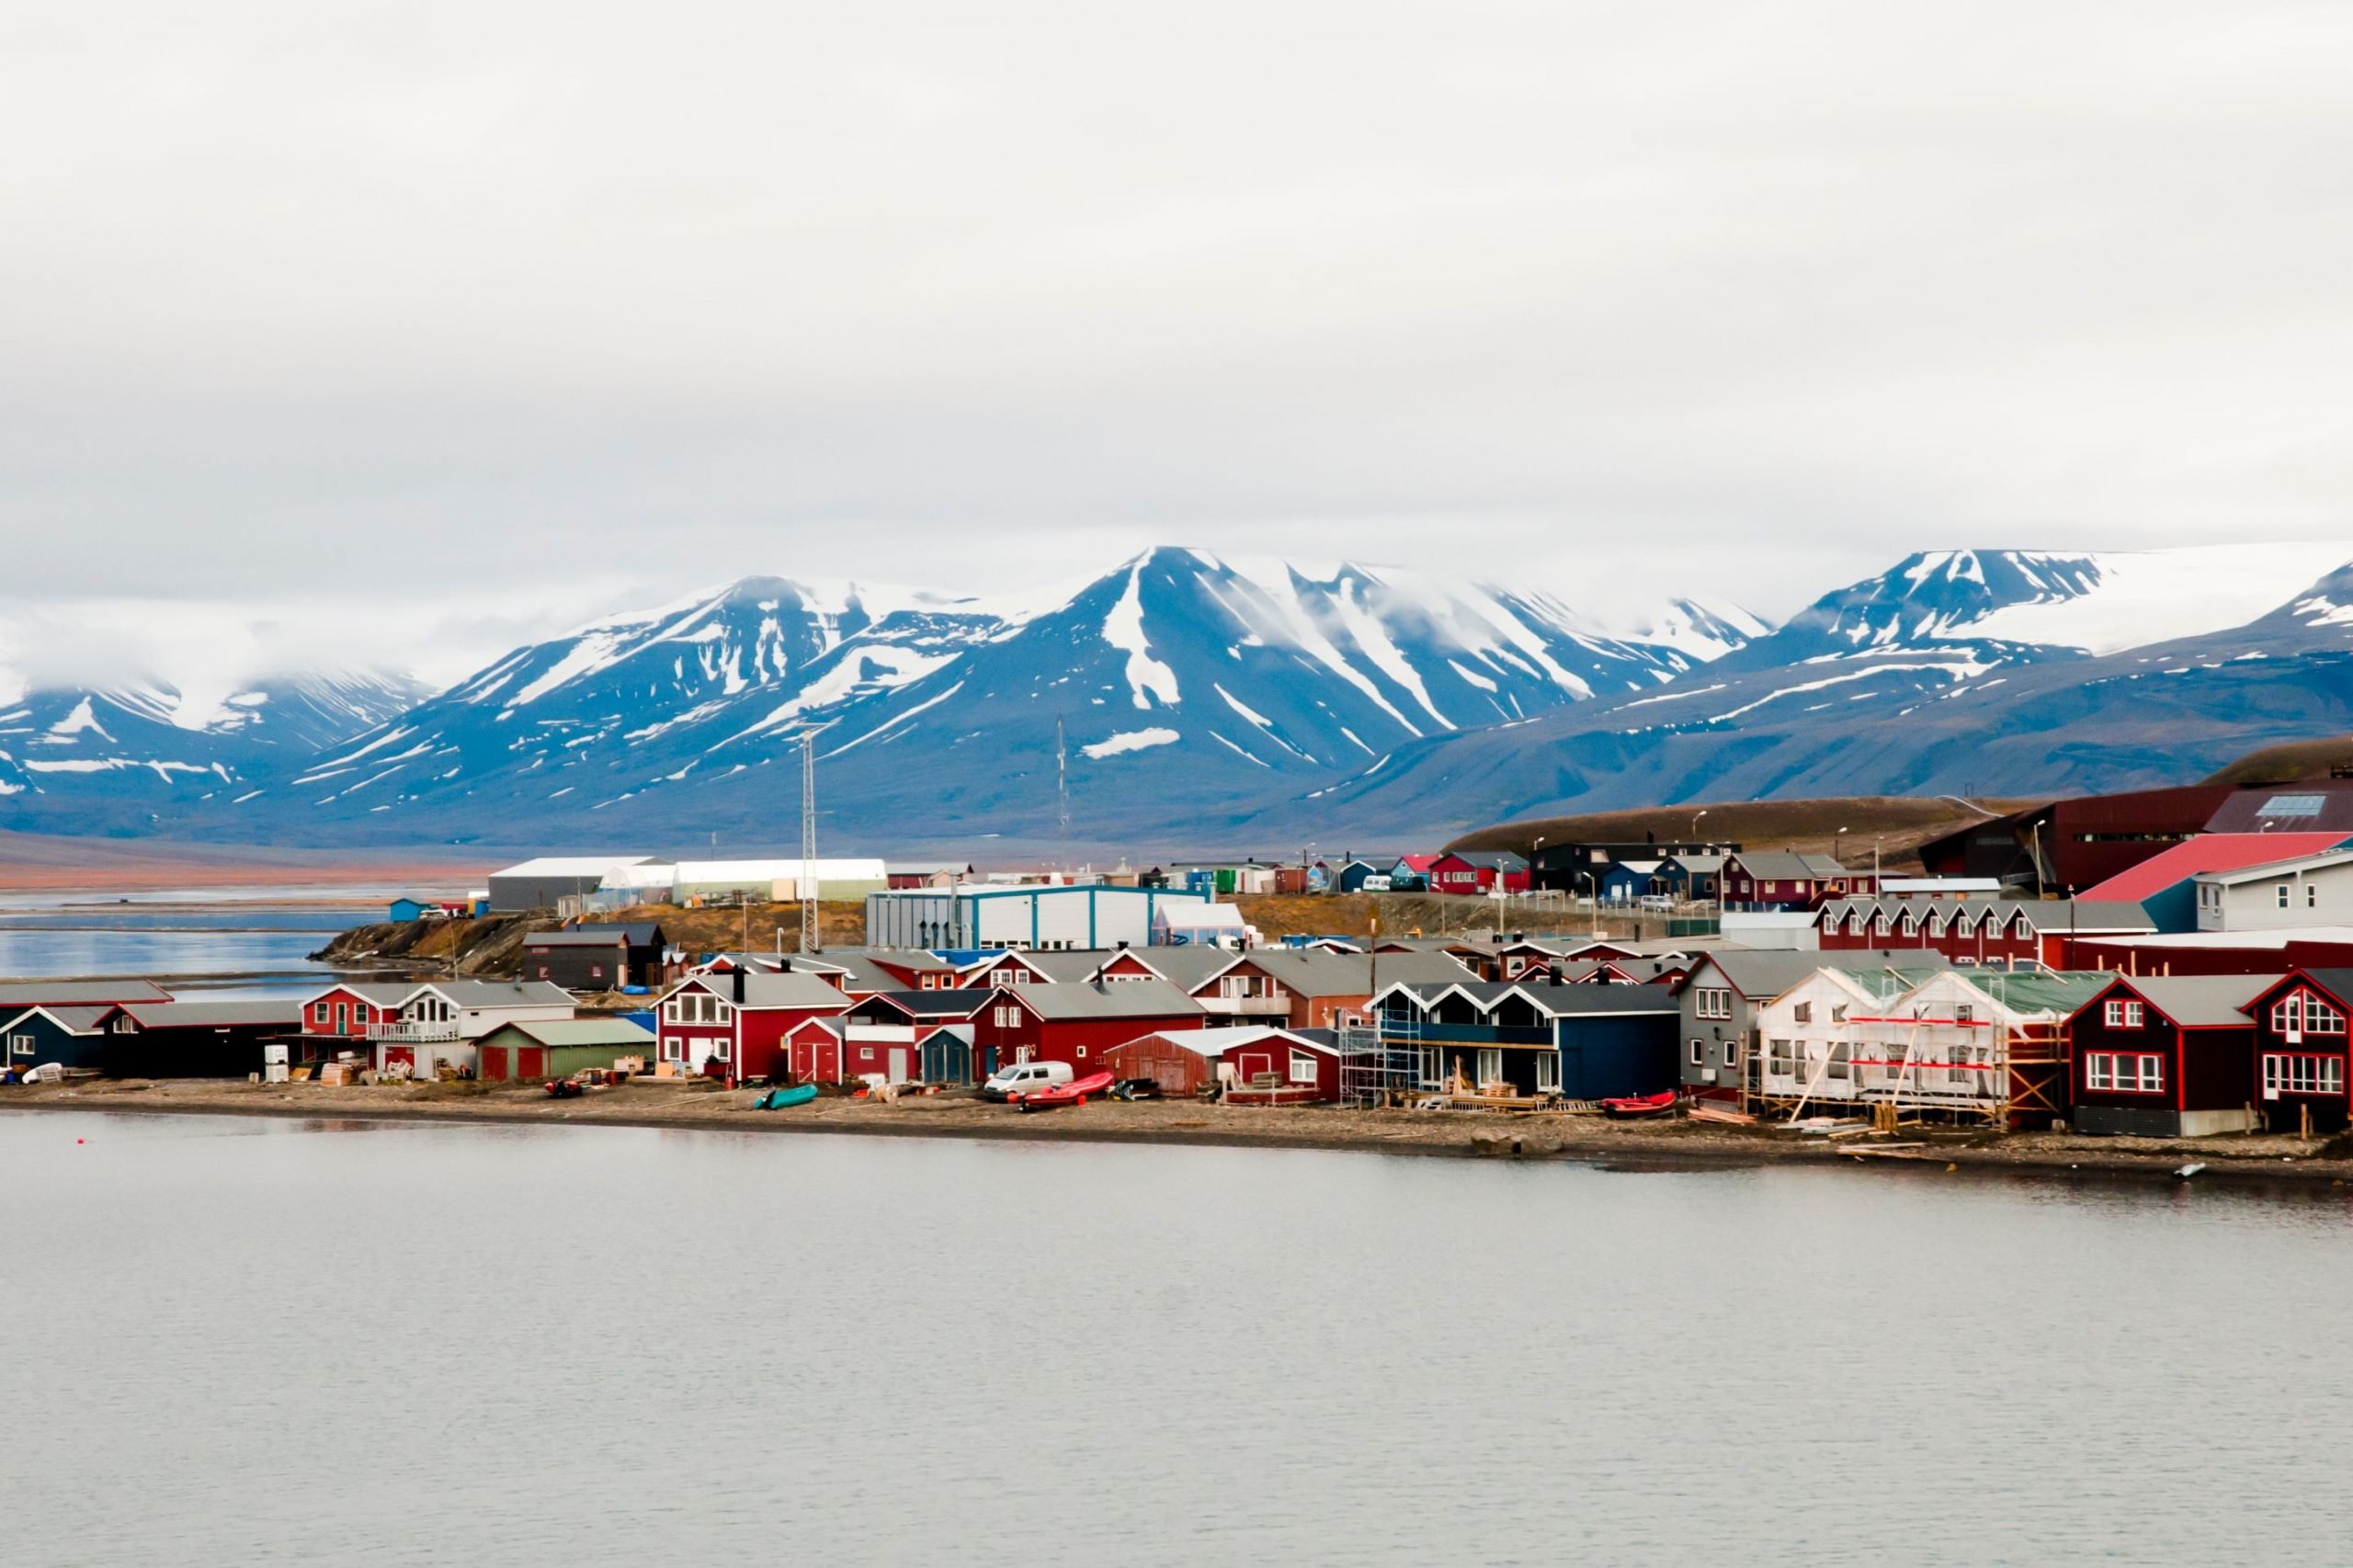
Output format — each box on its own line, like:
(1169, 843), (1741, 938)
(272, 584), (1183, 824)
(1793, 1002), (1813, 1025)
(664, 999), (681, 1023)
(1828, 1042), (1851, 1080)
(2279, 885), (2291, 909)
(1721, 1040), (1737, 1069)
(1534, 1053), (1560, 1093)
(590, 964), (605, 980)
(1831, 1004), (1848, 1024)
(1419, 1047), (1443, 1087)
(1688, 1038), (1705, 1067)
(1076, 1046), (1088, 1060)
(714, 1002), (733, 1026)
(1289, 1051), (1317, 1085)
(8, 1034), (30, 1057)
(2263, 1054), (2344, 1096)
(2271, 993), (2347, 1038)
(1694, 987), (1733, 1020)
(1475, 1048), (1503, 1085)
(312, 1001), (329, 1024)
(2103, 999), (2144, 1029)
(2311, 884), (2321, 908)
(1768, 1040), (1794, 1077)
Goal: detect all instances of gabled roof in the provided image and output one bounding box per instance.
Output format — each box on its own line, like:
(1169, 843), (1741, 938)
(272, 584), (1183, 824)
(476, 1017), (657, 1048)
(1001, 949), (1124, 983)
(0, 980), (170, 1006)
(423, 981), (576, 1008)
(1682, 949), (1949, 999)
(116, 1000), (302, 1029)
(855, 989), (997, 1020)
(1112, 1025), (1339, 1059)
(1732, 850), (1855, 880)
(1012, 978), (1205, 1021)
(1111, 946), (1242, 989)
(1393, 855), (1441, 872)
(675, 971), (851, 1011)
(1938, 969), (2113, 1018)
(1438, 850), (1529, 871)
(528, 923), (665, 948)
(2279, 969), (2353, 1006)
(2091, 973), (2282, 1028)
(2, 1004), (118, 1035)
(493, 856), (658, 878)
(1817, 897), (2155, 934)
(1230, 948), (1464, 995)
(2081, 834), (2353, 903)
(2195, 848), (2353, 887)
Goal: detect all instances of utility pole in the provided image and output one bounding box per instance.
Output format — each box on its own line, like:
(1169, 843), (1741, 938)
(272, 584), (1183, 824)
(1055, 714), (1070, 871)
(800, 729), (818, 954)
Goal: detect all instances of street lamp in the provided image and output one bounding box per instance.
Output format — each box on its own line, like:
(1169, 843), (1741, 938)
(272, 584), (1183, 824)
(1691, 808), (1710, 841)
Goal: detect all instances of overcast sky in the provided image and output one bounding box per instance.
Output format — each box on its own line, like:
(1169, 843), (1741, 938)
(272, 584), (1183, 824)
(4, 0), (2350, 687)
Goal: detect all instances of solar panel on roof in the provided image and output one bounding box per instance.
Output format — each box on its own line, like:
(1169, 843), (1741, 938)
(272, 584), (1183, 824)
(2258, 793), (2326, 818)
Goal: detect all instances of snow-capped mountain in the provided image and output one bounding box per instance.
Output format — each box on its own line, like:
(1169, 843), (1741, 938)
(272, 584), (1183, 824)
(0, 668), (427, 823)
(1253, 542), (2353, 839)
(241, 549), (1751, 843)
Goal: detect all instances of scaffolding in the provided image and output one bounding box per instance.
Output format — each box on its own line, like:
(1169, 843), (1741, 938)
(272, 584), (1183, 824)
(1338, 1011), (1423, 1108)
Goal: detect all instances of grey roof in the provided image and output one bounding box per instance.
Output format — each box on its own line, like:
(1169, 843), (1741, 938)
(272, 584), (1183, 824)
(1445, 851), (1529, 871)
(2099, 973), (2284, 1028)
(1733, 851), (1857, 880)
(433, 981), (576, 1008)
(1818, 897), (2155, 933)
(1118, 946), (1243, 989)
(1230, 948), (1461, 995)
(1667, 853), (1727, 873)
(1684, 948), (1949, 999)
(8, 1004), (118, 1033)
(118, 1000), (301, 1029)
(1375, 979), (1678, 1017)
(857, 989), (997, 1019)
(1012, 977), (1206, 1021)
(1004, 949), (1128, 983)
(678, 971), (850, 1010)
(527, 924), (665, 948)
(0, 980), (170, 1006)
(476, 1017), (657, 1048)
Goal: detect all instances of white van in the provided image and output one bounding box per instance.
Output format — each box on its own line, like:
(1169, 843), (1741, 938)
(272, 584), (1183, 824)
(982, 1060), (1073, 1101)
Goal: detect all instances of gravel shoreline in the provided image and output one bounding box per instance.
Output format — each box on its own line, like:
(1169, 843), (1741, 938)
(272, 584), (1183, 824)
(8, 1077), (2353, 1189)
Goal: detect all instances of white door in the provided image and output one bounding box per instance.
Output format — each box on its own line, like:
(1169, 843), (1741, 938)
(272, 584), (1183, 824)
(888, 1048), (909, 1085)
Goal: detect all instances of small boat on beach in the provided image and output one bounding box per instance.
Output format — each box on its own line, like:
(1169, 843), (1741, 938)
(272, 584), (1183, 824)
(1599, 1090), (1679, 1119)
(1012, 1071), (1115, 1112)
(755, 1084), (820, 1110)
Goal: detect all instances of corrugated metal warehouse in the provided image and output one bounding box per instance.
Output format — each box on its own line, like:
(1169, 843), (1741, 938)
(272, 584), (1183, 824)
(864, 885), (1209, 949)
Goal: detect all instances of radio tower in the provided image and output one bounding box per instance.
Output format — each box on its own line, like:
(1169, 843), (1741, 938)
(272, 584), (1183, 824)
(800, 729), (818, 953)
(1055, 714), (1070, 871)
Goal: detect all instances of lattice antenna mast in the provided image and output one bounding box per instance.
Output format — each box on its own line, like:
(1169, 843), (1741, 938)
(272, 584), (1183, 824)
(1056, 714), (1070, 869)
(800, 729), (818, 953)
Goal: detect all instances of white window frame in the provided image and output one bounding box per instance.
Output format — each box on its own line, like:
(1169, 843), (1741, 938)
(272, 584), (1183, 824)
(9, 1032), (31, 1058)
(1534, 1053), (1561, 1093)
(1688, 1038), (1704, 1067)
(1721, 1040), (1737, 1069)
(1289, 1051), (1317, 1085)
(1475, 1048), (1504, 1085)
(1418, 1046), (1443, 1088)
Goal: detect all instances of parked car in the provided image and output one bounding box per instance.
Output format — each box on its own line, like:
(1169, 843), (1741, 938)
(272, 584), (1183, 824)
(981, 1060), (1074, 1101)
(1636, 894), (1676, 912)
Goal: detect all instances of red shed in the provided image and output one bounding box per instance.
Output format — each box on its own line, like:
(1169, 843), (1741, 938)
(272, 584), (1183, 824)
(994, 977), (1206, 1071)
(1102, 1026), (1342, 1101)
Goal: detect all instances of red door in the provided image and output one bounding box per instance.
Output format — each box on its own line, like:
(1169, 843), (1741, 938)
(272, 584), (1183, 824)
(480, 1046), (508, 1082)
(518, 1047), (547, 1079)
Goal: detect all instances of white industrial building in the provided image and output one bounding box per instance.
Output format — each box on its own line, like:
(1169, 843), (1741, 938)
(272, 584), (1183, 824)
(2195, 849), (2353, 931)
(864, 885), (1210, 950)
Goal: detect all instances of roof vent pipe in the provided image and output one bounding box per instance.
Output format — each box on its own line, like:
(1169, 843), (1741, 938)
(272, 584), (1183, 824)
(733, 967), (746, 1004)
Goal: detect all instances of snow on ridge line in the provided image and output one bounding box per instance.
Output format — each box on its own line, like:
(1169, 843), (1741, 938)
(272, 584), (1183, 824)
(1956, 542), (2353, 656)
(1082, 727), (1180, 759)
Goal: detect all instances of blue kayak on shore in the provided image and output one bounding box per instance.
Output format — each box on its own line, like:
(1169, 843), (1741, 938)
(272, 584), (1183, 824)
(754, 1084), (820, 1110)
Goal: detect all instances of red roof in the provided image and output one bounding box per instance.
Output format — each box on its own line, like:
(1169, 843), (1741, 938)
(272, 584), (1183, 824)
(2078, 833), (2353, 903)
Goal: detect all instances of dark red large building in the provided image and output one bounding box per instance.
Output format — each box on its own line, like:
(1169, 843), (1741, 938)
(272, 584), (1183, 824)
(1918, 785), (2236, 892)
(2065, 973), (2274, 1138)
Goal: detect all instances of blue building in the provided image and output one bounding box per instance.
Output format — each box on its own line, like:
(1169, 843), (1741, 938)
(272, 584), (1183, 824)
(1370, 979), (1680, 1099)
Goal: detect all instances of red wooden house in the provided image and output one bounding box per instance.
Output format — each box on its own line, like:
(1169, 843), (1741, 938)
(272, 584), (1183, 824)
(839, 989), (998, 1085)
(989, 977), (1206, 1071)
(655, 969), (852, 1085)
(2244, 970), (2353, 1134)
(1817, 897), (2155, 969)
(1427, 852), (1530, 895)
(2065, 973), (2277, 1138)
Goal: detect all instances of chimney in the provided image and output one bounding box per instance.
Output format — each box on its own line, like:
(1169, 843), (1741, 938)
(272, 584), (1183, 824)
(733, 968), (746, 1004)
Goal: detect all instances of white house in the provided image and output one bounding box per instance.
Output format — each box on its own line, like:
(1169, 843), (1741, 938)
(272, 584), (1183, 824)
(2194, 849), (2353, 931)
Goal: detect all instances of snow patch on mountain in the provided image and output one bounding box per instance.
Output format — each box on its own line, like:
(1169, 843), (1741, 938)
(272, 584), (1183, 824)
(1083, 727), (1181, 759)
(1103, 564), (1181, 710)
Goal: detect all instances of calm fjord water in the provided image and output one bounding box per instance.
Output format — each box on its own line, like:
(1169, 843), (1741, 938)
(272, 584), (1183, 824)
(7, 1113), (2350, 1567)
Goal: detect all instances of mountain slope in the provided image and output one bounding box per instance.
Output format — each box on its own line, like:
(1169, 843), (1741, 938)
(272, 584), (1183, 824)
(236, 549), (1749, 845)
(1248, 545), (2353, 839)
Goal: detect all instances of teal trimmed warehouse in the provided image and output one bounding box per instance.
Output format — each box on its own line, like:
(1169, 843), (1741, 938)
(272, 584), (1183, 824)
(864, 885), (1209, 950)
